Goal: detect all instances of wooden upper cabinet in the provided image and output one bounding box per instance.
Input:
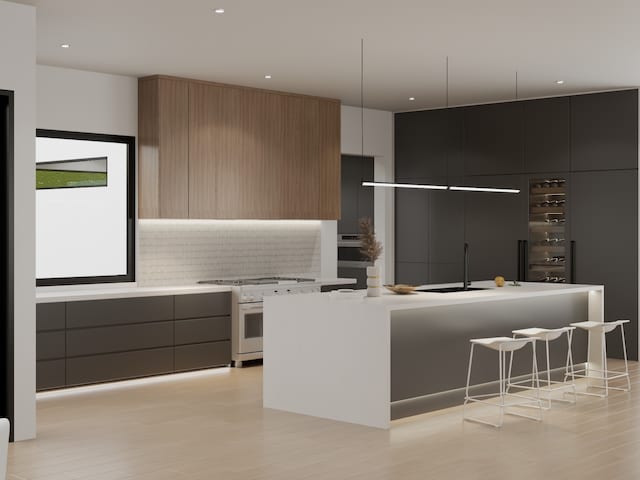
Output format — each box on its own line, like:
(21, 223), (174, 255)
(138, 77), (189, 218)
(139, 75), (341, 220)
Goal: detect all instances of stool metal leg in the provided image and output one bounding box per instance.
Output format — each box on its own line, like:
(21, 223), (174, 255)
(621, 325), (631, 392)
(463, 343), (475, 419)
(564, 329), (577, 401)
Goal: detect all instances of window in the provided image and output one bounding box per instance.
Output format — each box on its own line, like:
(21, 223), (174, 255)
(36, 130), (135, 286)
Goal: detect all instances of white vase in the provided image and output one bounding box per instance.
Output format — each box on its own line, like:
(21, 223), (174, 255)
(366, 265), (381, 297)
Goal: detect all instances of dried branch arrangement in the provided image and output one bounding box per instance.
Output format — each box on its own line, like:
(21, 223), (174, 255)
(359, 217), (383, 262)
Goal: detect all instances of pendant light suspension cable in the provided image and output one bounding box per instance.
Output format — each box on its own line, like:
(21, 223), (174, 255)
(361, 38), (364, 160)
(362, 57), (520, 194)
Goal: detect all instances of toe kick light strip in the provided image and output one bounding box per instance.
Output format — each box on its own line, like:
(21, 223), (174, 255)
(362, 181), (520, 194)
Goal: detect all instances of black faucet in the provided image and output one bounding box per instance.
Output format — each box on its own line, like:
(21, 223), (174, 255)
(463, 243), (470, 290)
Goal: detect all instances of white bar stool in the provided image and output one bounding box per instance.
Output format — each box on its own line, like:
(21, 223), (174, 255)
(569, 320), (631, 397)
(508, 327), (576, 409)
(464, 336), (543, 428)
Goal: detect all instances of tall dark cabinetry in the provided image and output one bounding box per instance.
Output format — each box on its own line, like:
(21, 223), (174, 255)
(338, 155), (374, 234)
(395, 89), (638, 360)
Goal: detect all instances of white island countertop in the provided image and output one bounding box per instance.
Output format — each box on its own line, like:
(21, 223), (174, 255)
(264, 280), (604, 429)
(36, 277), (356, 303)
(319, 280), (603, 311)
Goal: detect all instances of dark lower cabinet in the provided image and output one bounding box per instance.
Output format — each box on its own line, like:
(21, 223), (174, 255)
(67, 348), (175, 386)
(36, 291), (232, 390)
(571, 170), (638, 360)
(175, 342), (231, 372)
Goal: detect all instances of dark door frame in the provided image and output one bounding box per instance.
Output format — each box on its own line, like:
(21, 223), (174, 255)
(0, 89), (14, 441)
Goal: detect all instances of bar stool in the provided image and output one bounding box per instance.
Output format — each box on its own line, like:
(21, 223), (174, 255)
(464, 336), (543, 428)
(508, 327), (576, 409)
(569, 320), (631, 397)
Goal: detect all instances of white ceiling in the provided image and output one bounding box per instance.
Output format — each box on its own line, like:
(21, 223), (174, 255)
(11, 0), (640, 111)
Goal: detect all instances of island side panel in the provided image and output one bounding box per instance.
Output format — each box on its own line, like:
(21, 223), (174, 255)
(390, 291), (590, 412)
(263, 294), (391, 429)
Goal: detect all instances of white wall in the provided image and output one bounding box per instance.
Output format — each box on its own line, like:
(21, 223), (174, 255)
(340, 105), (395, 284)
(0, 0), (36, 441)
(37, 65), (138, 137)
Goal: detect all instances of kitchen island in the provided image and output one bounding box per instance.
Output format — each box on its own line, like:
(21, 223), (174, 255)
(263, 281), (604, 429)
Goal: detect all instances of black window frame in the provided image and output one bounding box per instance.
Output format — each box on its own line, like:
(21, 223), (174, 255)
(35, 129), (136, 286)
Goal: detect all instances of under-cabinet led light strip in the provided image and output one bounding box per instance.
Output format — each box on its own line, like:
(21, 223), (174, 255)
(362, 181), (520, 194)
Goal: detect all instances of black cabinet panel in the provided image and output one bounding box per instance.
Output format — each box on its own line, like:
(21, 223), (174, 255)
(338, 155), (374, 233)
(67, 321), (174, 357)
(429, 183), (464, 264)
(36, 303), (65, 331)
(175, 316), (231, 345)
(37, 360), (65, 390)
(67, 296), (173, 328)
(175, 341), (231, 371)
(174, 292), (231, 320)
(66, 348), (174, 386)
(395, 188), (429, 263)
(395, 262), (428, 286)
(395, 109), (464, 180)
(571, 170), (638, 359)
(571, 90), (638, 171)
(463, 102), (524, 176)
(429, 263), (463, 284)
(464, 175), (527, 281)
(36, 331), (65, 361)
(524, 97), (570, 173)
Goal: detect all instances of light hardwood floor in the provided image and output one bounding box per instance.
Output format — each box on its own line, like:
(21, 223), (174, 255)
(7, 360), (640, 480)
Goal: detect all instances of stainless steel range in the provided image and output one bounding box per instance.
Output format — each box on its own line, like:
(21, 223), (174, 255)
(198, 277), (320, 367)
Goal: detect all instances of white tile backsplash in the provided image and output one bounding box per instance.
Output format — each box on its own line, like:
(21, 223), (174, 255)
(138, 220), (322, 286)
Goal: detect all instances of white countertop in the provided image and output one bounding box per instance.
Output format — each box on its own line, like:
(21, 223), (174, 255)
(36, 277), (356, 303)
(266, 281), (604, 312)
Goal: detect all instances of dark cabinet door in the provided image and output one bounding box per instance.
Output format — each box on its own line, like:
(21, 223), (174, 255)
(428, 177), (465, 283)
(571, 170), (638, 360)
(395, 187), (429, 264)
(463, 102), (524, 176)
(571, 89), (638, 172)
(395, 109), (464, 180)
(394, 186), (429, 285)
(463, 175), (527, 282)
(523, 97), (570, 173)
(338, 155), (373, 233)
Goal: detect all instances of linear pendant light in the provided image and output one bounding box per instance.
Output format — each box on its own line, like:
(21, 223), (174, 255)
(362, 58), (520, 195)
(362, 181), (448, 190)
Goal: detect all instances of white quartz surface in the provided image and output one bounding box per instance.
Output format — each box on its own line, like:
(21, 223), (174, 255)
(35, 284), (233, 303)
(36, 277), (356, 303)
(311, 281), (603, 311)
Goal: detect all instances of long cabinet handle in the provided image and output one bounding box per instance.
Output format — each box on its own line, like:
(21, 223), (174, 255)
(570, 240), (576, 284)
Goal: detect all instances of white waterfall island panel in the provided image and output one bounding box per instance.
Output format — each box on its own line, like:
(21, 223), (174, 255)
(263, 281), (604, 429)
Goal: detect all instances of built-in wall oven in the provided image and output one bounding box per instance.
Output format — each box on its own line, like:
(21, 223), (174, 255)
(337, 234), (371, 289)
(199, 277), (320, 367)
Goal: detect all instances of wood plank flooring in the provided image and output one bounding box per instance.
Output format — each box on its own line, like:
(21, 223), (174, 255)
(7, 360), (640, 480)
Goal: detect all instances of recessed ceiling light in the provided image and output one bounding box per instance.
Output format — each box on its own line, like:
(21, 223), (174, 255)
(60, 43), (70, 49)
(214, 8), (225, 14)
(408, 97), (415, 101)
(556, 80), (565, 85)
(264, 74), (272, 79)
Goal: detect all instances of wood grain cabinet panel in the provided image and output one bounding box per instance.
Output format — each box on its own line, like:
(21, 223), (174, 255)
(138, 77), (189, 218)
(140, 75), (340, 219)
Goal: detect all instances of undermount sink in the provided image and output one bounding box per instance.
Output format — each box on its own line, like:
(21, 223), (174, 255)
(416, 286), (490, 293)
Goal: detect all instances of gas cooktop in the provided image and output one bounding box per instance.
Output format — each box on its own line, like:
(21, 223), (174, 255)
(198, 276), (316, 286)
